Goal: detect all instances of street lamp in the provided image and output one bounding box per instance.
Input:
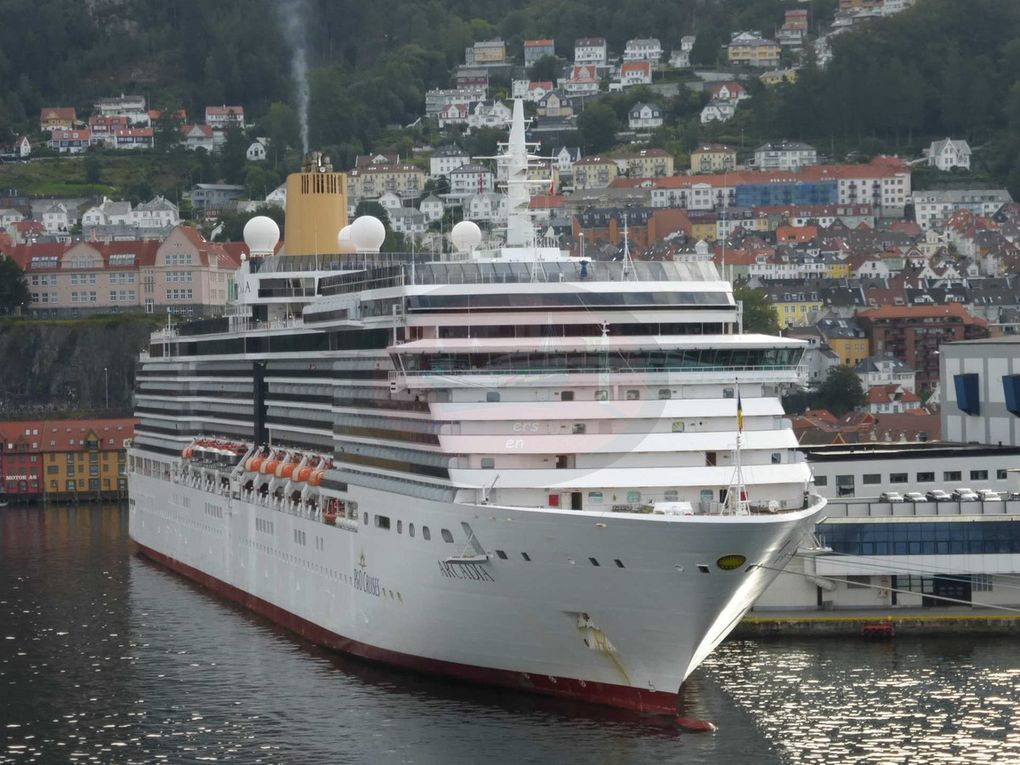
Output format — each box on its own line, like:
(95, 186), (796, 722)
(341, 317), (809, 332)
(104, 367), (109, 409)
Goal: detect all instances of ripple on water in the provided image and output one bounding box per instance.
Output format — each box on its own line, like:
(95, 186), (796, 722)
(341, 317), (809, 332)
(701, 637), (1020, 764)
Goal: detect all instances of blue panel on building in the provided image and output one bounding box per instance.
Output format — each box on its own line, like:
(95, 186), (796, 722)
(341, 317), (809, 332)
(1004, 375), (1020, 416)
(735, 181), (838, 208)
(954, 373), (980, 415)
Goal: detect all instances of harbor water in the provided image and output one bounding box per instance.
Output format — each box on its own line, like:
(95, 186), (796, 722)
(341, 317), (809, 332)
(2, 504), (1019, 764)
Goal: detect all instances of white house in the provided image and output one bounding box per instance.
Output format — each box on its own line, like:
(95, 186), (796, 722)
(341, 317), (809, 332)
(93, 94), (148, 125)
(0, 208), (26, 228)
(42, 203), (71, 234)
(429, 145), (470, 177)
(438, 102), (471, 128)
(265, 183), (287, 210)
(618, 62), (652, 87)
(754, 141), (818, 171)
(623, 38), (663, 62)
(449, 163), (495, 199)
(465, 192), (507, 223)
(419, 194), (444, 222)
(562, 65), (600, 96)
(132, 196), (180, 229)
(180, 124), (216, 152)
(2, 135), (31, 158)
(700, 100), (736, 124)
(927, 138), (971, 171)
(552, 146), (582, 173)
(574, 37), (607, 66)
(205, 105), (245, 130)
(512, 80), (554, 102)
(855, 354), (917, 393)
(669, 35), (696, 67)
(467, 101), (512, 131)
(82, 198), (133, 228)
(246, 138), (268, 161)
(388, 207), (427, 235)
(378, 191), (403, 211)
(628, 102), (663, 130)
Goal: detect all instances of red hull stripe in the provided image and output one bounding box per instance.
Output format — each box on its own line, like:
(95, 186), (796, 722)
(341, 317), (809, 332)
(136, 543), (681, 715)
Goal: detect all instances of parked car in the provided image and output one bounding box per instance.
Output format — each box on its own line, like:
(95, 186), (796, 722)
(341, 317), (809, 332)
(904, 491), (926, 502)
(880, 491), (905, 502)
(951, 487), (979, 501)
(977, 488), (1003, 502)
(926, 489), (951, 502)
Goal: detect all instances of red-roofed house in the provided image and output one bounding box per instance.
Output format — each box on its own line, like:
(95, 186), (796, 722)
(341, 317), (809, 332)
(864, 384), (922, 414)
(205, 105), (245, 130)
(619, 61), (652, 86)
(563, 65), (600, 96)
(181, 124), (216, 152)
(112, 127), (155, 150)
(709, 82), (747, 102)
(89, 115), (130, 146)
(49, 128), (91, 154)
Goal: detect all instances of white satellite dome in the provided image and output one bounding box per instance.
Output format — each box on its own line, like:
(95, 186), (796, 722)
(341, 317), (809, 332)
(337, 224), (356, 254)
(350, 215), (386, 252)
(243, 216), (280, 256)
(450, 220), (482, 253)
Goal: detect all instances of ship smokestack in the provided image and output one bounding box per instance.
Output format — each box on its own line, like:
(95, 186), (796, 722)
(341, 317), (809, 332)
(283, 150), (349, 257)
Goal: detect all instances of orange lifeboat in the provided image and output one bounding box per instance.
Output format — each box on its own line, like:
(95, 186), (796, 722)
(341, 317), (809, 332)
(309, 470), (325, 487)
(277, 462), (296, 479)
(250, 457), (264, 472)
(295, 466), (312, 482)
(182, 447), (193, 459)
(262, 459), (279, 474)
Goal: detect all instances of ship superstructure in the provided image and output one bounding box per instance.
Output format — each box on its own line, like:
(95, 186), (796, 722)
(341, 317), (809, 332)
(128, 101), (824, 716)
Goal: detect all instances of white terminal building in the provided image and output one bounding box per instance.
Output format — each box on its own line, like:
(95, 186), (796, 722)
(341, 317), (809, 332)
(760, 335), (1020, 611)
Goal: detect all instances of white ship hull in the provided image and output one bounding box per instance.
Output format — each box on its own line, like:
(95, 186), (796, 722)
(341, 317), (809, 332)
(130, 471), (823, 713)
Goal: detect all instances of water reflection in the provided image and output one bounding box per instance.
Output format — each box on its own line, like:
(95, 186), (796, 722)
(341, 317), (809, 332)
(702, 638), (1020, 764)
(3, 504), (1019, 763)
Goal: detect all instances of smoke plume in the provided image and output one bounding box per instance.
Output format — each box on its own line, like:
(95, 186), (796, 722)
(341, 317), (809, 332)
(276, 0), (310, 154)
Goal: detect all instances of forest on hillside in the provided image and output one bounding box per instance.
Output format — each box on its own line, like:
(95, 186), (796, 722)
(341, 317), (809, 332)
(1, 0), (1018, 193)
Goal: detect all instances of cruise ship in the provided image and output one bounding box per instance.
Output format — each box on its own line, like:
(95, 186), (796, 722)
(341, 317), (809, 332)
(128, 101), (826, 719)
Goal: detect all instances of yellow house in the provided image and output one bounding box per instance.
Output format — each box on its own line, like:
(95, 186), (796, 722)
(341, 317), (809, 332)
(759, 68), (798, 86)
(771, 299), (824, 329)
(817, 318), (871, 366)
(727, 33), (781, 68)
(690, 144), (737, 174)
(573, 157), (620, 189)
(615, 148), (674, 178)
(689, 218), (718, 243)
(825, 260), (850, 279)
(347, 163), (424, 202)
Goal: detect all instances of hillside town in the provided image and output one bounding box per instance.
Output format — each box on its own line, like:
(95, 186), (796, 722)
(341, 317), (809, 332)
(0, 0), (1012, 445)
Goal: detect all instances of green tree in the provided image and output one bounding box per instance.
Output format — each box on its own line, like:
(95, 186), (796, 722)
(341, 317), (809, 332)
(527, 55), (561, 83)
(576, 102), (619, 153)
(219, 124), (248, 184)
(734, 284), (780, 335)
(0, 255), (30, 315)
(153, 103), (185, 152)
(814, 365), (866, 417)
(84, 154), (102, 185)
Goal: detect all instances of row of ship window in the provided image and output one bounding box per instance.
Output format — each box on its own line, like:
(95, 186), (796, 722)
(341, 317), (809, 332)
(363, 511), (625, 567)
